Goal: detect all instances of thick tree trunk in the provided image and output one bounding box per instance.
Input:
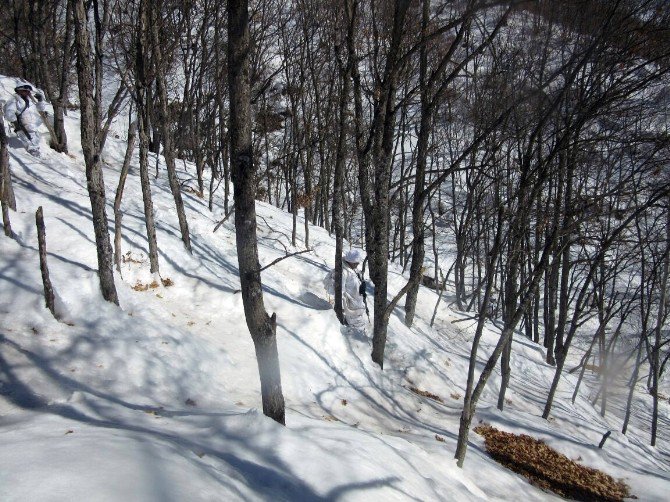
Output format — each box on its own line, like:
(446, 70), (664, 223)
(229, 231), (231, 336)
(50, 104), (68, 153)
(71, 0), (118, 305)
(332, 39), (351, 326)
(497, 338), (512, 411)
(544, 258), (559, 365)
(228, 0), (285, 425)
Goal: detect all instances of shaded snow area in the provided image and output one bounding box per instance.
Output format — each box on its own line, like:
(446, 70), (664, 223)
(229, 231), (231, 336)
(1, 75), (668, 501)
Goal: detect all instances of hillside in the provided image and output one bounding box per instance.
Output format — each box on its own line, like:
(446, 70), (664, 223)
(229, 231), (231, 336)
(0, 74), (669, 500)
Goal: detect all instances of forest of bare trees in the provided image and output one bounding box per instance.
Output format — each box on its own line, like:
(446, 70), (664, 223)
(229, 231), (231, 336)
(1, 0), (669, 466)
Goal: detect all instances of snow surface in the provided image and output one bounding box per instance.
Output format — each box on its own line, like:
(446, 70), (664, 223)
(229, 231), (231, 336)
(1, 75), (668, 501)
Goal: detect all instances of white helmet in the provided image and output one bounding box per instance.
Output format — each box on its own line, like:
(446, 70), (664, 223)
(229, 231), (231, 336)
(344, 248), (364, 264)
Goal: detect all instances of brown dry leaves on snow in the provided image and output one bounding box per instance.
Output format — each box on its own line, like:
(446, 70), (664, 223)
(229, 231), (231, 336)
(132, 281), (159, 291)
(408, 386), (444, 403)
(132, 278), (174, 291)
(474, 424), (632, 502)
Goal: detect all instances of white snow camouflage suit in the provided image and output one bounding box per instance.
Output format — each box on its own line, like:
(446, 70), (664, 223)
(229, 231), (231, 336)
(324, 261), (369, 331)
(4, 92), (46, 157)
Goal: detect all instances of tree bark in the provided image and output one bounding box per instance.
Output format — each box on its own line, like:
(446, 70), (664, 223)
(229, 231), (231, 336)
(149, 1), (192, 254)
(30, 0), (72, 153)
(114, 120), (137, 273)
(71, 0), (118, 305)
(404, 0), (430, 328)
(348, 0), (411, 368)
(650, 195), (670, 446)
(228, 0), (285, 425)
(36, 206), (56, 317)
(136, 0), (160, 275)
(332, 36), (351, 326)
(1, 108), (14, 238)
(456, 206), (504, 467)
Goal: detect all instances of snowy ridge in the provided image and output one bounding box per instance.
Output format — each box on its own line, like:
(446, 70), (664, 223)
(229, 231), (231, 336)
(0, 75), (668, 501)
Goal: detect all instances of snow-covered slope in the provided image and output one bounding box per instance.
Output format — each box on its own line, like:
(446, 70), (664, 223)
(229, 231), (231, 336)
(1, 75), (668, 501)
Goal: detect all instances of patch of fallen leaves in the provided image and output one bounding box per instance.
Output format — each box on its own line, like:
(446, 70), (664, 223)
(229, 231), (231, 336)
(474, 424), (632, 502)
(132, 280), (160, 291)
(132, 277), (174, 291)
(122, 251), (144, 264)
(408, 386), (444, 403)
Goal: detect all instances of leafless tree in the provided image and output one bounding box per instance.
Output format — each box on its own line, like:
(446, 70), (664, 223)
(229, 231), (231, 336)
(228, 0), (285, 425)
(70, 0), (118, 304)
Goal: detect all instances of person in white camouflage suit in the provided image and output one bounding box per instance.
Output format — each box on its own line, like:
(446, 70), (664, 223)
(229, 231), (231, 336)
(324, 248), (369, 332)
(4, 83), (46, 158)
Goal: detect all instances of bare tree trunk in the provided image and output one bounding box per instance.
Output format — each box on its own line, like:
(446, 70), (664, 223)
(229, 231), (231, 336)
(456, 206), (504, 467)
(1, 107), (15, 238)
(71, 0), (118, 305)
(571, 330), (599, 403)
(150, 1), (192, 254)
(30, 0), (72, 153)
(348, 0), (411, 368)
(650, 196), (670, 446)
(114, 120), (137, 273)
(137, 0), (160, 275)
(228, 0), (285, 425)
(404, 0), (430, 328)
(622, 337), (644, 435)
(332, 37), (351, 326)
(542, 201), (663, 419)
(497, 337), (512, 411)
(36, 206), (56, 317)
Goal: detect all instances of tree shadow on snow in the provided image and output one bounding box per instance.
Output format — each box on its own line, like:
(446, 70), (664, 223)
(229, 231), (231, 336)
(0, 333), (410, 501)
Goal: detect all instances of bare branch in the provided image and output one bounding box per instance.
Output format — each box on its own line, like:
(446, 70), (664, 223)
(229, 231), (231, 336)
(259, 248), (312, 273)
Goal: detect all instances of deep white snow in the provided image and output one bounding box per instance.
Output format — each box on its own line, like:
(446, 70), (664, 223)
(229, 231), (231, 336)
(1, 75), (668, 501)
